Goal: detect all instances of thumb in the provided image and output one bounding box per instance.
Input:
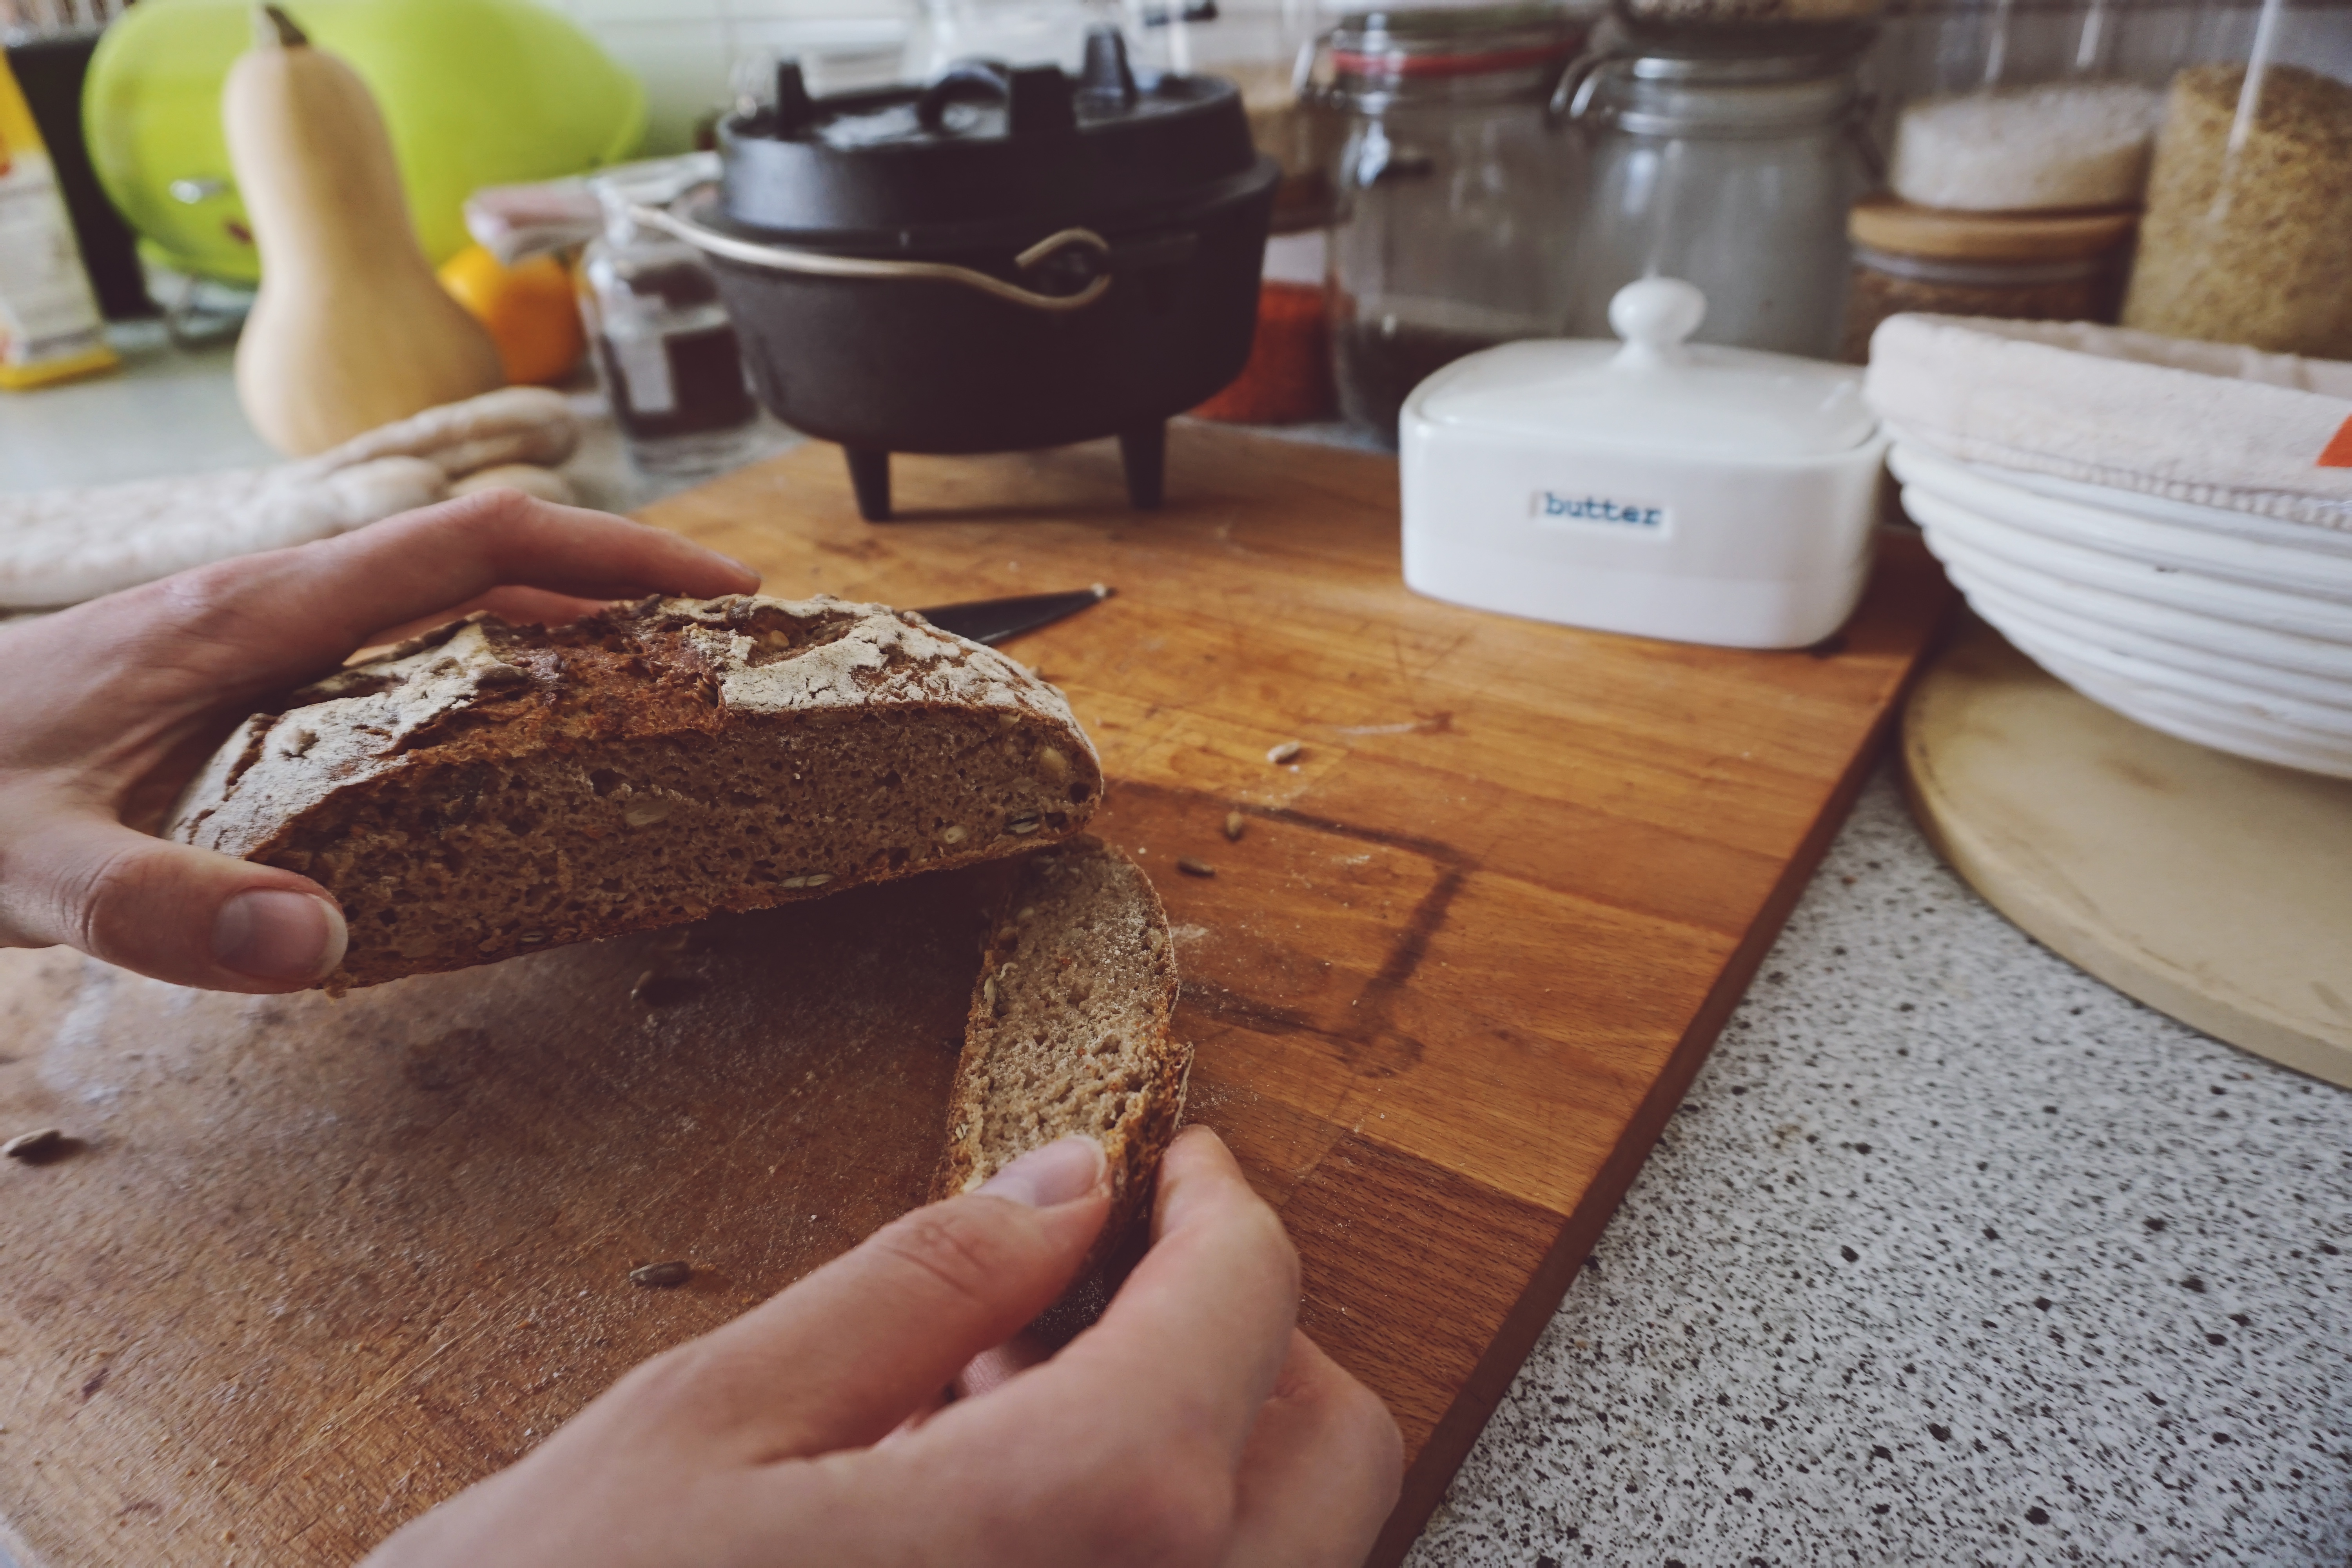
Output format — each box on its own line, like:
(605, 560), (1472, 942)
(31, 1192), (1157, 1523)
(605, 1136), (1111, 1463)
(0, 809), (346, 992)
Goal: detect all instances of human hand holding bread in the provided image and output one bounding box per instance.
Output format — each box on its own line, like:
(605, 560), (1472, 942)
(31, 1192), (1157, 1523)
(0, 488), (755, 992)
(0, 495), (1401, 1562)
(364, 1126), (1400, 1568)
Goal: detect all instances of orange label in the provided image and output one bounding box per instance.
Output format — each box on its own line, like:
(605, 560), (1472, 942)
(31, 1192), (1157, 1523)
(2321, 416), (2352, 468)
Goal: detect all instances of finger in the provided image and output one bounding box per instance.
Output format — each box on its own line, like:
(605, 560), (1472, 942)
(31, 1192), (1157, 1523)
(0, 808), (345, 991)
(593, 1136), (1112, 1463)
(1011, 1125), (1300, 1467)
(42, 489), (760, 710)
(829, 1131), (1302, 1568)
(293, 491), (760, 648)
(1221, 1331), (1403, 1568)
(362, 587), (620, 652)
(885, 1322), (1049, 1447)
(955, 1326), (1054, 1400)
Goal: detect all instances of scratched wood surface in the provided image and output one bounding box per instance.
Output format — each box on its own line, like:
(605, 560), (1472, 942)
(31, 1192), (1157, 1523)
(0, 424), (1952, 1566)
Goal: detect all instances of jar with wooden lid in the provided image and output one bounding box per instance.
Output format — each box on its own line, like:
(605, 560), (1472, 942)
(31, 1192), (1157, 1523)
(1838, 196), (2136, 363)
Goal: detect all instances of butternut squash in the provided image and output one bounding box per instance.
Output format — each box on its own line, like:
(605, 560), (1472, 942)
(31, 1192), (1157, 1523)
(227, 5), (503, 456)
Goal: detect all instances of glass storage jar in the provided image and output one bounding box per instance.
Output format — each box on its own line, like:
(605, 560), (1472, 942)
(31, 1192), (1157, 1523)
(2121, 0), (2352, 360)
(580, 180), (760, 477)
(1837, 195), (2137, 363)
(1866, 0), (2169, 214)
(1612, 0), (1879, 43)
(1317, 4), (1593, 443)
(1560, 39), (1872, 358)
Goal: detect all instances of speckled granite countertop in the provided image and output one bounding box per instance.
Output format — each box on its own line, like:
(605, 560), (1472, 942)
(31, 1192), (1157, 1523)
(7, 345), (2346, 1566)
(1406, 764), (2351, 1568)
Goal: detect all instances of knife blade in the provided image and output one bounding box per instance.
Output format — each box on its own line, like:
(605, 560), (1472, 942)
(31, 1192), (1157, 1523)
(911, 584), (1113, 646)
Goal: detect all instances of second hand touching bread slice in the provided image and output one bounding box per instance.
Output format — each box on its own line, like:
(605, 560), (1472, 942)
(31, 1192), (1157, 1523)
(168, 595), (1102, 990)
(937, 836), (1188, 1260)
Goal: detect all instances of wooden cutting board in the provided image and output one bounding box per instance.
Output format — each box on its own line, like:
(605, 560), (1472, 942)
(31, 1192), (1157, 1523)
(0, 425), (1954, 1567)
(1904, 614), (2352, 1090)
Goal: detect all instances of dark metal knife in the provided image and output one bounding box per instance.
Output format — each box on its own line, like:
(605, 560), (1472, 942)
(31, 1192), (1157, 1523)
(911, 584), (1113, 646)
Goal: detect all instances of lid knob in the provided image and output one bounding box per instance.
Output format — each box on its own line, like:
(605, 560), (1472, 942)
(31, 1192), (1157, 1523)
(773, 60), (815, 134)
(1608, 277), (1706, 367)
(1080, 26), (1139, 108)
(1008, 64), (1079, 136)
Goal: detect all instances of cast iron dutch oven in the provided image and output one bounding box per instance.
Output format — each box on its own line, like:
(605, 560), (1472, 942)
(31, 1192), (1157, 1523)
(637, 30), (1279, 520)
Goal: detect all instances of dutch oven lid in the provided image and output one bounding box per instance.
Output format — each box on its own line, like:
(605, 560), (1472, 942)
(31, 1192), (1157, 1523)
(718, 29), (1264, 243)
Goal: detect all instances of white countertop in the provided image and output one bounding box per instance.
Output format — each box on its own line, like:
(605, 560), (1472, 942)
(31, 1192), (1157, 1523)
(4, 333), (2346, 1566)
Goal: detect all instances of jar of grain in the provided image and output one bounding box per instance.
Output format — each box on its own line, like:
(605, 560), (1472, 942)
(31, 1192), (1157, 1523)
(2122, 61), (2352, 359)
(1888, 82), (2163, 211)
(1839, 196), (2137, 363)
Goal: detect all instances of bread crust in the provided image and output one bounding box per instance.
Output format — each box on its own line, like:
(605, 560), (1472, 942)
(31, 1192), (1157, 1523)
(169, 594), (1103, 989)
(934, 837), (1188, 1265)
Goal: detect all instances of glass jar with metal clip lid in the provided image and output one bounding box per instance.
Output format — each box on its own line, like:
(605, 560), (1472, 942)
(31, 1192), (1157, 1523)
(1314, 4), (1596, 443)
(1557, 31), (1877, 359)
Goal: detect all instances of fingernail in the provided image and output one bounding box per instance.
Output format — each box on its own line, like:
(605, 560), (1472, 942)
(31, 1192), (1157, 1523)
(214, 891), (347, 982)
(976, 1136), (1106, 1208)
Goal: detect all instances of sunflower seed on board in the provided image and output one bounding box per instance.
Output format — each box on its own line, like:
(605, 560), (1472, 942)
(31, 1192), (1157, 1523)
(1223, 811), (1247, 841)
(629, 1260), (691, 1289)
(631, 970), (703, 1009)
(1177, 857), (1217, 878)
(3, 1128), (64, 1161)
(1266, 740), (1303, 765)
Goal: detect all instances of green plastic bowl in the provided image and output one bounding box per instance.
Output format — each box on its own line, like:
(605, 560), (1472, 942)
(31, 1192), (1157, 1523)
(85, 0), (645, 284)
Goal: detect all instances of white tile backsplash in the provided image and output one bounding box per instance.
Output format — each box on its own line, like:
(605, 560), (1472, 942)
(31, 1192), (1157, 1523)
(536, 0), (920, 151)
(574, 17), (731, 152)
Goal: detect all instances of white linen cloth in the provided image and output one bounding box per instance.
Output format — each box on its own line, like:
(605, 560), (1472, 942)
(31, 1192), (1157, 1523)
(1864, 314), (2352, 533)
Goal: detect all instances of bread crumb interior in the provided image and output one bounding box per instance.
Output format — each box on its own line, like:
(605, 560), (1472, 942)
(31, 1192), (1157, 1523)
(960, 848), (1173, 1184)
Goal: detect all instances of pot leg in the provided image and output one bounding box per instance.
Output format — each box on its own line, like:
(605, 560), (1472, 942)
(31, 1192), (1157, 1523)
(1118, 424), (1165, 511)
(844, 447), (892, 522)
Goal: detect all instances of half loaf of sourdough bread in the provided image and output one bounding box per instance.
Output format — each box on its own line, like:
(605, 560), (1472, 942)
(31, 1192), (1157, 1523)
(937, 836), (1187, 1254)
(168, 594), (1103, 990)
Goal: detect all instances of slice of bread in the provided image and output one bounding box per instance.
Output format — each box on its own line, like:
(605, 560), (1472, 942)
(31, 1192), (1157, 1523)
(168, 594), (1102, 990)
(936, 836), (1188, 1255)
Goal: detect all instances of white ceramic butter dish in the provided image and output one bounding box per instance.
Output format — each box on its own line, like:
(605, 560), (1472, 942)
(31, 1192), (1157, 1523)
(1399, 278), (1889, 649)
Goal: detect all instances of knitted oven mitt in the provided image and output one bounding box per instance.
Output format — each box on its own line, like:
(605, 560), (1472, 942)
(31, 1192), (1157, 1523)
(0, 386), (579, 610)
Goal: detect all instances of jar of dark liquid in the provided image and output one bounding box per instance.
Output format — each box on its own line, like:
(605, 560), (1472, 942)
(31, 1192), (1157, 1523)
(1315, 5), (1592, 445)
(581, 183), (759, 476)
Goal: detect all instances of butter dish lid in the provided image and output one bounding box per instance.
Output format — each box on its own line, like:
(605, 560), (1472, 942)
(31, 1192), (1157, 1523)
(1415, 278), (1877, 459)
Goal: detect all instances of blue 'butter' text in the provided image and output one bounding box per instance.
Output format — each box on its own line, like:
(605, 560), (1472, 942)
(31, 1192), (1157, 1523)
(1535, 492), (1668, 528)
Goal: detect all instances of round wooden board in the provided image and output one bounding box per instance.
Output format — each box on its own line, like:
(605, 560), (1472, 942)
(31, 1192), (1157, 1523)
(1902, 615), (2352, 1090)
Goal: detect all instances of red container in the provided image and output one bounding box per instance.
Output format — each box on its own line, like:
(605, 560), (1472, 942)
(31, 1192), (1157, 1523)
(1192, 281), (1337, 424)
